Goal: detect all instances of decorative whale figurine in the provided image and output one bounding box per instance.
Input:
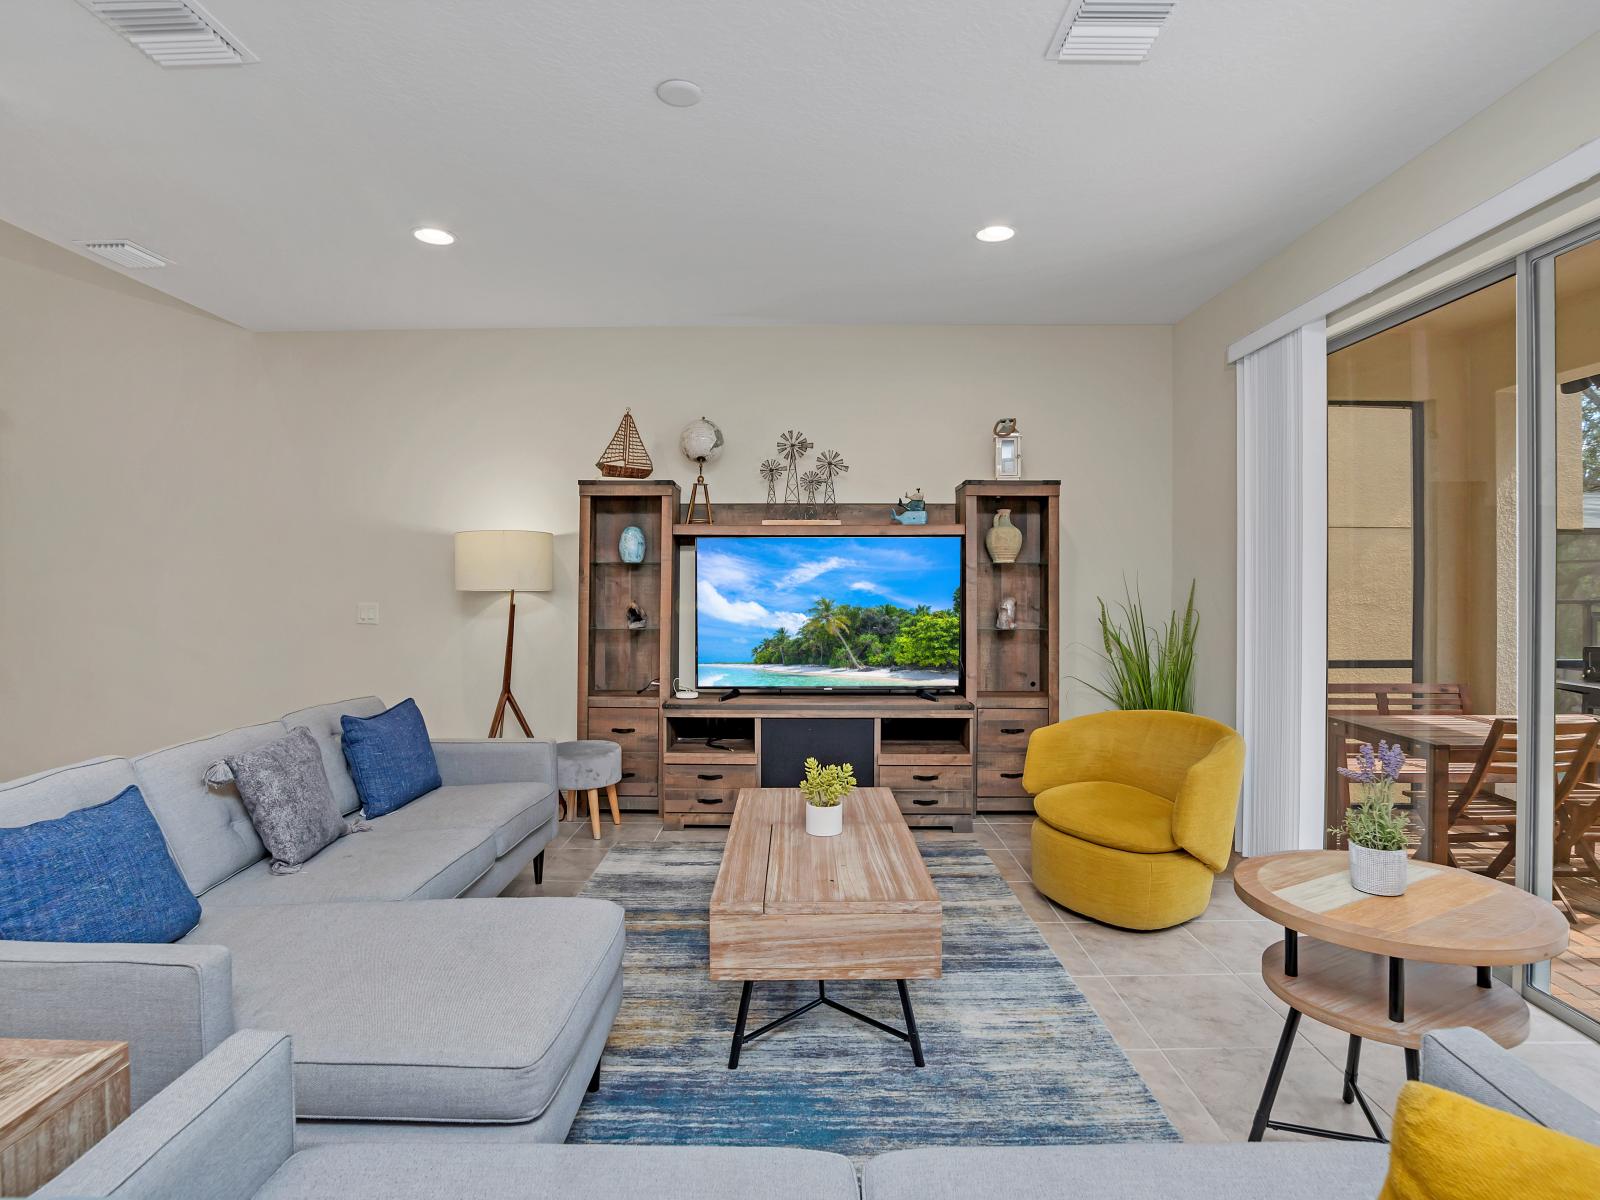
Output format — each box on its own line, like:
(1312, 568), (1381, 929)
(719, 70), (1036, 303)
(891, 489), (928, 525)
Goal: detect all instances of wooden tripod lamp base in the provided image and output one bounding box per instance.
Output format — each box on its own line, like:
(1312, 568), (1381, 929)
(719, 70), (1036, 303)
(454, 530), (554, 739)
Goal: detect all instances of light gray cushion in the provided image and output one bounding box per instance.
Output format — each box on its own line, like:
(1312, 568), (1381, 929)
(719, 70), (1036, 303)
(224, 728), (350, 870)
(367, 783), (556, 857)
(258, 1144), (859, 1200)
(132, 724), (284, 894)
(281, 697), (385, 816)
(861, 1144), (1391, 1200)
(191, 827), (493, 906)
(1422, 1027), (1600, 1143)
(39, 1030), (293, 1200)
(556, 740), (623, 791)
(183, 898), (625, 1124)
(0, 757), (140, 825)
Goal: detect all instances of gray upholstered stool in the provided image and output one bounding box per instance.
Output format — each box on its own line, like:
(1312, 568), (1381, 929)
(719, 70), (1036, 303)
(557, 739), (623, 840)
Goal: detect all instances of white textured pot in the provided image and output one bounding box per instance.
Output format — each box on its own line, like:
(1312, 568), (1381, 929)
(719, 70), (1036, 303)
(1348, 843), (1408, 896)
(806, 802), (843, 837)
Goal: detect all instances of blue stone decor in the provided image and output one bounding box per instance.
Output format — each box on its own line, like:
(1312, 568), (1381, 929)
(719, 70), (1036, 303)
(567, 841), (1177, 1162)
(340, 697), (442, 817)
(0, 785), (200, 943)
(619, 525), (646, 564)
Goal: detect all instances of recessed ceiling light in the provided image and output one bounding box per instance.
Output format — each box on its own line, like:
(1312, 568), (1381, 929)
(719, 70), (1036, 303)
(655, 79), (703, 107)
(975, 225), (1015, 243)
(412, 227), (454, 246)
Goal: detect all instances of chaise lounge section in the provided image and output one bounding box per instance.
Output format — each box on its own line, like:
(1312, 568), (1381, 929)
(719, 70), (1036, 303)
(0, 697), (621, 1145)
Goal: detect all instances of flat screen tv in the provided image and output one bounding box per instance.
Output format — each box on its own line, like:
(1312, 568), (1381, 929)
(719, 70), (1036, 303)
(695, 535), (963, 692)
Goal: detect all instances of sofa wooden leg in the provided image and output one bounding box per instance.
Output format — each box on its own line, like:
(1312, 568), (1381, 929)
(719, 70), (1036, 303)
(606, 783), (621, 826)
(559, 790), (572, 821)
(587, 790), (602, 840)
(588, 1060), (601, 1093)
(533, 851), (544, 886)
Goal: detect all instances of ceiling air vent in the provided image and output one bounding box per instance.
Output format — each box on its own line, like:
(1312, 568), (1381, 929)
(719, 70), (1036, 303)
(78, 240), (171, 269)
(77, 1), (257, 67)
(1049, 0), (1178, 64)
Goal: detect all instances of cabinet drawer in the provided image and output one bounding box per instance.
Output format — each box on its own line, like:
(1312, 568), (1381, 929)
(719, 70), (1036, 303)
(977, 757), (1029, 798)
(895, 790), (972, 815)
(976, 708), (1050, 751)
(586, 708), (658, 795)
(663, 786), (743, 814)
(662, 762), (758, 791)
(879, 764), (973, 793)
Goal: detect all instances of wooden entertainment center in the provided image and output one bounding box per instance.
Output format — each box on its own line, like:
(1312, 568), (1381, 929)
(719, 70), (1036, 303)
(576, 479), (1060, 832)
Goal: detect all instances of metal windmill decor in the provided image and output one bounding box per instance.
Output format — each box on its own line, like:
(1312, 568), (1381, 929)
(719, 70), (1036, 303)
(758, 458), (784, 510)
(814, 448), (848, 517)
(776, 430), (813, 512)
(799, 468), (824, 515)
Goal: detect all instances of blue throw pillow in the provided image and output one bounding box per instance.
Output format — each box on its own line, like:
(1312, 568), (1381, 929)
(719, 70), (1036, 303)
(340, 698), (443, 817)
(0, 785), (201, 943)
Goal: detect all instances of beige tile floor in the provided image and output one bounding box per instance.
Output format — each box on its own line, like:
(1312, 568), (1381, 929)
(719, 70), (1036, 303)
(508, 811), (1600, 1142)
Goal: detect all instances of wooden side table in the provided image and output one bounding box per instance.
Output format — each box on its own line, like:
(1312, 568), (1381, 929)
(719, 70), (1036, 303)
(1233, 851), (1568, 1143)
(0, 1039), (130, 1195)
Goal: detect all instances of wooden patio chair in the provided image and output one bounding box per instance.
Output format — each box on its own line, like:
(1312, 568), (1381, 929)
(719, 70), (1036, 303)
(1445, 716), (1600, 922)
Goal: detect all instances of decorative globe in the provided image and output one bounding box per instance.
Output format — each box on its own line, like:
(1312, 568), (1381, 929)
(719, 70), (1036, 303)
(679, 417), (724, 464)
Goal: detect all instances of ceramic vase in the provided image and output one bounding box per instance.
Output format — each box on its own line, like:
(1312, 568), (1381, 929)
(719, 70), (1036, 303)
(1348, 843), (1408, 896)
(805, 802), (842, 837)
(985, 509), (1022, 564)
(619, 525), (646, 564)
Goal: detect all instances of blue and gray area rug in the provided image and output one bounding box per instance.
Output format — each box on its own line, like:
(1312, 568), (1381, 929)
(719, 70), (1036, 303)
(567, 841), (1177, 1159)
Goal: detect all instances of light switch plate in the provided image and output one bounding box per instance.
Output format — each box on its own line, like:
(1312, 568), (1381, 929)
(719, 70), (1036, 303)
(356, 602), (380, 625)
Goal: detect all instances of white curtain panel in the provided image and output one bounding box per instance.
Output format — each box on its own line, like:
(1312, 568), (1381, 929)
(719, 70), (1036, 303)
(1235, 322), (1328, 855)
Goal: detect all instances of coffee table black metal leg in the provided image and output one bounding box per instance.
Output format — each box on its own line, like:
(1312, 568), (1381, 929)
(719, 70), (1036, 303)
(1341, 1034), (1361, 1104)
(1249, 1008), (1301, 1141)
(897, 980), (925, 1068)
(1404, 1047), (1421, 1081)
(728, 981), (754, 1069)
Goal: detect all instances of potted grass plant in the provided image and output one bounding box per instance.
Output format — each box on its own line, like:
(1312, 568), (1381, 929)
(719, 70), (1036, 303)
(800, 756), (856, 837)
(1336, 741), (1412, 896)
(1077, 579), (1199, 712)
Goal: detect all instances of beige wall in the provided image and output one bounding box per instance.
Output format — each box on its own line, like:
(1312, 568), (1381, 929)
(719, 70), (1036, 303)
(0, 222), (1173, 777)
(1172, 32), (1600, 723)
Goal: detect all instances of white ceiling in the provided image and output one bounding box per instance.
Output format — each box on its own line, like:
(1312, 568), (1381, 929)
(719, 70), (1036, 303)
(4, 0), (1599, 331)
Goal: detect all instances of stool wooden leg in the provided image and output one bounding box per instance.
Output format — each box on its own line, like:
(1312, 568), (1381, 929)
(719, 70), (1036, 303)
(587, 789), (602, 840)
(606, 783), (621, 826)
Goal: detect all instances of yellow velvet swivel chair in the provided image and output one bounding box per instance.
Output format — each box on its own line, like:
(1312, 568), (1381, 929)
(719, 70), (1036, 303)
(1024, 710), (1246, 930)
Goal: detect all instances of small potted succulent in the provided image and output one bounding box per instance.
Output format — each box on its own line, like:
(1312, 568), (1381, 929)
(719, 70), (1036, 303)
(1335, 741), (1412, 896)
(800, 756), (856, 837)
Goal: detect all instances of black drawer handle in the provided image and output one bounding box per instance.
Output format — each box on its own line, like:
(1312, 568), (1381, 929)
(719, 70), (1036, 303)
(696, 797), (722, 805)
(912, 773), (938, 782)
(1001, 772), (1023, 780)
(912, 797), (939, 807)
(697, 773), (723, 781)
(610, 727), (636, 734)
(1001, 727), (1025, 735)
(621, 771), (636, 780)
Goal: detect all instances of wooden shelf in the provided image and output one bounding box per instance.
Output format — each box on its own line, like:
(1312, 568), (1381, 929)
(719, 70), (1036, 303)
(879, 741), (973, 766)
(662, 739), (758, 765)
(665, 693), (973, 716)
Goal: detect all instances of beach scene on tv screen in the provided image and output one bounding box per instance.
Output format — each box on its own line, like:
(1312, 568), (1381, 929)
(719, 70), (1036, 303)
(695, 536), (961, 689)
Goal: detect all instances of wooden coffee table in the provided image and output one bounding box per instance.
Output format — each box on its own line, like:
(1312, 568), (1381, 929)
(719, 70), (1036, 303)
(709, 786), (942, 1068)
(1234, 851), (1569, 1143)
(0, 1039), (129, 1195)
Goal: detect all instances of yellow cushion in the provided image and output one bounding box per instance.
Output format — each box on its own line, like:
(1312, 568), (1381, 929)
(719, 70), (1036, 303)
(1380, 1082), (1600, 1200)
(1034, 782), (1177, 854)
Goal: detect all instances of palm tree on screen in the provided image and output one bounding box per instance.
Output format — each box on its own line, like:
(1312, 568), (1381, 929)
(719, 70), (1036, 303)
(809, 597), (862, 669)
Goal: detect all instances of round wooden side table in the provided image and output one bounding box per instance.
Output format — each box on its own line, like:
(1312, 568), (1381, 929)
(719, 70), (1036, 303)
(1232, 850), (1568, 1143)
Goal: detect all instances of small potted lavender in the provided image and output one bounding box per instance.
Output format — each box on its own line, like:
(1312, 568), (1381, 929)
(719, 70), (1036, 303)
(1335, 741), (1412, 896)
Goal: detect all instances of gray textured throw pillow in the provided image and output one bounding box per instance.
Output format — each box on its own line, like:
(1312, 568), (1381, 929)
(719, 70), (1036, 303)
(223, 727), (351, 872)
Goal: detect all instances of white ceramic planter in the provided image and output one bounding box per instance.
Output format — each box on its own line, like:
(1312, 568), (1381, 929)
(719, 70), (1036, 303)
(806, 802), (843, 837)
(1348, 843), (1409, 896)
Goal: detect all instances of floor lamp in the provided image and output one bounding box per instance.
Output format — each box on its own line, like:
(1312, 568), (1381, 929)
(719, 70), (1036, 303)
(455, 529), (553, 738)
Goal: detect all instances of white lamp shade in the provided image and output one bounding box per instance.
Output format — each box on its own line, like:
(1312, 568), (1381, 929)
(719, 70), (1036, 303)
(454, 530), (554, 593)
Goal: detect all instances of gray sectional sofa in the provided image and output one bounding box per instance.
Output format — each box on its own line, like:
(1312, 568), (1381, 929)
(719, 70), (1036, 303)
(27, 1027), (1600, 1199)
(0, 697), (623, 1146)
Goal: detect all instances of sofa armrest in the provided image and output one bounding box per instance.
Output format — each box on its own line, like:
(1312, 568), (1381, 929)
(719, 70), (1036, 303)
(431, 738), (556, 787)
(0, 940), (235, 1108)
(1421, 1028), (1600, 1143)
(1171, 733), (1246, 873)
(40, 1030), (294, 1200)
